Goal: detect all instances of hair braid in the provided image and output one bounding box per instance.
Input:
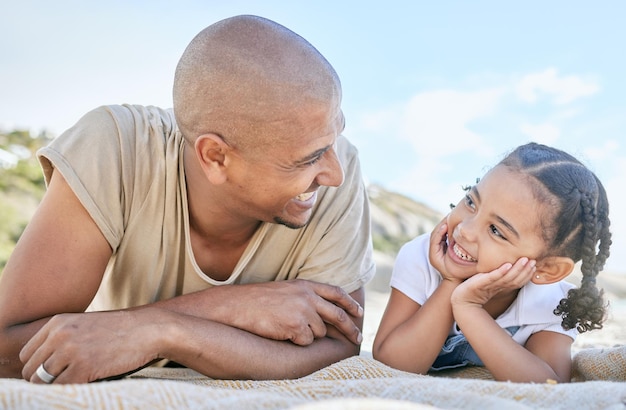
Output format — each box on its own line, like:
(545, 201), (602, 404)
(593, 178), (612, 274)
(554, 190), (608, 332)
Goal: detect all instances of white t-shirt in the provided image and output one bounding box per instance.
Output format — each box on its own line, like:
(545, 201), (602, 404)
(390, 234), (578, 345)
(38, 104), (375, 311)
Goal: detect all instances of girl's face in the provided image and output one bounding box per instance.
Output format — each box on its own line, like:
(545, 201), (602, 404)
(442, 165), (549, 280)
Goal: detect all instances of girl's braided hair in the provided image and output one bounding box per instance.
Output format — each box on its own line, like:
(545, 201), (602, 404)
(499, 142), (611, 333)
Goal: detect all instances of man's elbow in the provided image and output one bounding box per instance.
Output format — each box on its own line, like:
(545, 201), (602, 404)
(0, 332), (26, 379)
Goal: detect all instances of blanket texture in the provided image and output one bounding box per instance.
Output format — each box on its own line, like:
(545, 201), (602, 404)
(0, 346), (624, 409)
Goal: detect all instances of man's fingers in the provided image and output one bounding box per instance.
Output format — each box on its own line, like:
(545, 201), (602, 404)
(294, 281), (362, 344)
(309, 282), (363, 319)
(29, 356), (66, 384)
(312, 295), (362, 345)
(19, 328), (44, 365)
(289, 318), (328, 346)
(19, 323), (53, 380)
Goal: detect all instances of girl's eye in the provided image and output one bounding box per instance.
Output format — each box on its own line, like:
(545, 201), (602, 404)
(490, 224), (507, 240)
(464, 194), (475, 210)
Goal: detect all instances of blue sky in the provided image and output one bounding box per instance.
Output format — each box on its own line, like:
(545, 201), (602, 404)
(1, 1), (624, 273)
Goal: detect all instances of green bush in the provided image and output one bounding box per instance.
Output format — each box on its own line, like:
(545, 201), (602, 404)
(0, 129), (50, 275)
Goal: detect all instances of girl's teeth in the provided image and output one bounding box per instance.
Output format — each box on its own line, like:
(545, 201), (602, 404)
(453, 243), (477, 262)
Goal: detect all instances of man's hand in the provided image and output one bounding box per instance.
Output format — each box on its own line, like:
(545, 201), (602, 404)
(220, 280), (364, 346)
(19, 310), (163, 384)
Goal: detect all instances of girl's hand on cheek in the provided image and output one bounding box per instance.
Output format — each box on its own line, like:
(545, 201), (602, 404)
(451, 257), (537, 307)
(428, 218), (457, 282)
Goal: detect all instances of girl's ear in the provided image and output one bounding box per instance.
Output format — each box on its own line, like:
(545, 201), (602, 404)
(532, 256), (575, 284)
(195, 134), (230, 185)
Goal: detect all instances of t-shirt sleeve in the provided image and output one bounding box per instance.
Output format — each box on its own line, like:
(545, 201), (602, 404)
(505, 281), (580, 344)
(389, 234), (438, 305)
(37, 106), (127, 249)
(36, 105), (162, 251)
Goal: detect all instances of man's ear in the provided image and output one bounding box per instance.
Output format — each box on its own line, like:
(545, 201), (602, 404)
(195, 134), (230, 185)
(532, 256), (575, 284)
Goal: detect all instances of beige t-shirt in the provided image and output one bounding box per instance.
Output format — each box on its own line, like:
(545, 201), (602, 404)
(38, 104), (375, 311)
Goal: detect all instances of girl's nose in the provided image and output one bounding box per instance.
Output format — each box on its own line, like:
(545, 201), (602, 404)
(455, 219), (477, 242)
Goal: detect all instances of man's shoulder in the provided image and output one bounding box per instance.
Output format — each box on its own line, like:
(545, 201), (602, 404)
(84, 104), (176, 130)
(336, 134), (359, 162)
(67, 104), (178, 148)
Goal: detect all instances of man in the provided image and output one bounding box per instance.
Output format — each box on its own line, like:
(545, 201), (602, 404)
(0, 15), (374, 383)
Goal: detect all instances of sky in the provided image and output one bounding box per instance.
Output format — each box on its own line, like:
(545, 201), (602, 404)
(1, 1), (624, 273)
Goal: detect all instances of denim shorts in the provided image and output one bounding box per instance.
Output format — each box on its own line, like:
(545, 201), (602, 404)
(430, 326), (520, 371)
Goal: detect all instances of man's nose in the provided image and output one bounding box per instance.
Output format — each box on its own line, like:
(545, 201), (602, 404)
(315, 147), (344, 187)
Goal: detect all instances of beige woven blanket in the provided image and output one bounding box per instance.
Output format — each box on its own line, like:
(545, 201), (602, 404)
(0, 346), (624, 409)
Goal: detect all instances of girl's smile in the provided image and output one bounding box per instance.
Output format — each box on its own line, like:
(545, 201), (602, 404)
(451, 241), (477, 263)
(440, 165), (547, 279)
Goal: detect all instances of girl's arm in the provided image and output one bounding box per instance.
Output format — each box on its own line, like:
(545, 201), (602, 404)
(454, 305), (573, 382)
(373, 221), (460, 374)
(372, 281), (458, 374)
(452, 259), (573, 383)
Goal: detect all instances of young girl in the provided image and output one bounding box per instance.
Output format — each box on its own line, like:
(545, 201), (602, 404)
(373, 142), (611, 383)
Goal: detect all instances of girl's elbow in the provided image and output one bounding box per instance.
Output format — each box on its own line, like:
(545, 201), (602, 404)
(372, 348), (429, 375)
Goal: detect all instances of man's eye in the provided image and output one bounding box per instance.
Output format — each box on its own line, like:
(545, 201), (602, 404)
(304, 156), (322, 166)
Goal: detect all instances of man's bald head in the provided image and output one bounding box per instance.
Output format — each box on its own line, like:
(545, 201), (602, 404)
(173, 15), (342, 153)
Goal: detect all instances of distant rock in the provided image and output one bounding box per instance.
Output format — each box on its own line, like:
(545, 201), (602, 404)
(367, 184), (442, 258)
(366, 184), (443, 293)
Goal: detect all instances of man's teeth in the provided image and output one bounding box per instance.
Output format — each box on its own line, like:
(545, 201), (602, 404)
(453, 243), (477, 262)
(296, 192), (315, 201)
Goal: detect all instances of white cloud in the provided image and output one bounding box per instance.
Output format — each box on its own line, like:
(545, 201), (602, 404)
(399, 88), (506, 158)
(583, 139), (621, 161)
(358, 106), (402, 133)
(520, 122), (561, 144)
(515, 68), (599, 105)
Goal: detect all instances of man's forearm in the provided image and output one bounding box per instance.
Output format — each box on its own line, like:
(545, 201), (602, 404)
(158, 308), (360, 379)
(146, 282), (365, 347)
(147, 284), (244, 323)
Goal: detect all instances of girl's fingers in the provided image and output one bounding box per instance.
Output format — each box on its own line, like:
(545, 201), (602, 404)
(428, 220), (448, 273)
(488, 257), (537, 288)
(429, 218), (448, 246)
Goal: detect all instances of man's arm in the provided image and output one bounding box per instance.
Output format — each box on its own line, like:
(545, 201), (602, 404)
(0, 170), (112, 378)
(19, 287), (364, 383)
(150, 280), (363, 346)
(162, 287), (365, 379)
(1, 170), (364, 381)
